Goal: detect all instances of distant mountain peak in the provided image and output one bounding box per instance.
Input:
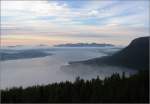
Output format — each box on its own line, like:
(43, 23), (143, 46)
(54, 43), (114, 47)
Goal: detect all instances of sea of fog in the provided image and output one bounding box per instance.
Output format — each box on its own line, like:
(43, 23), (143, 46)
(0, 47), (136, 89)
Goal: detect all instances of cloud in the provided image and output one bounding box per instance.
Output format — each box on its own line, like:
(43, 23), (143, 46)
(1, 0), (149, 46)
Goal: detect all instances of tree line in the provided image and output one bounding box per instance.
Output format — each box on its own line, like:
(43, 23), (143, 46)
(1, 70), (149, 103)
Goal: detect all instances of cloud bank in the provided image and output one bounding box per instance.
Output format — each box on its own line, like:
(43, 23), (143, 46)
(1, 0), (149, 46)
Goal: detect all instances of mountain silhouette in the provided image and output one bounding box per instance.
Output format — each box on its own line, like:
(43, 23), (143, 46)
(54, 43), (114, 47)
(70, 37), (149, 70)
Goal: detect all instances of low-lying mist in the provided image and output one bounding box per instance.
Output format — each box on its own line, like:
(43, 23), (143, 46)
(61, 64), (137, 80)
(1, 47), (136, 89)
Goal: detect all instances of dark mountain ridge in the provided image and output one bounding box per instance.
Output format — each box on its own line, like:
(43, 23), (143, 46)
(70, 37), (149, 70)
(54, 43), (114, 47)
(0, 49), (52, 61)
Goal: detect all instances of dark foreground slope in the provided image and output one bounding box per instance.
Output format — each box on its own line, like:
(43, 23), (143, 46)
(1, 70), (149, 103)
(70, 37), (149, 70)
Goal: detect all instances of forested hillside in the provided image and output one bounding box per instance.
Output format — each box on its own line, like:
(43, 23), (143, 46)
(1, 70), (149, 103)
(70, 37), (149, 70)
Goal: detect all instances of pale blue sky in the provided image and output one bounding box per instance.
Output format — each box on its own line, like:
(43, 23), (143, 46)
(1, 0), (149, 46)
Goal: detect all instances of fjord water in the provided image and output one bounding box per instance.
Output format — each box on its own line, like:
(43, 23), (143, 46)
(0, 47), (136, 89)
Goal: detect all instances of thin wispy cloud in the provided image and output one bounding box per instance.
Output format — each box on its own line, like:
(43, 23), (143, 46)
(1, 0), (149, 46)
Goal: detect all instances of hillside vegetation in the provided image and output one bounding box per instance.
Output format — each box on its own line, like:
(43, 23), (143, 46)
(70, 37), (149, 70)
(1, 70), (149, 103)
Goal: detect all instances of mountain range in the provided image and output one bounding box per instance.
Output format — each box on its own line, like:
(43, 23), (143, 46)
(69, 37), (149, 70)
(0, 49), (52, 61)
(54, 43), (114, 47)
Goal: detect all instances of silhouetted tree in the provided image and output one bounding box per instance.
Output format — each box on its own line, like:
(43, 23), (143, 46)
(1, 70), (149, 103)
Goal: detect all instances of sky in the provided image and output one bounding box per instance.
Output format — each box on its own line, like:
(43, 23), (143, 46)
(1, 0), (149, 46)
